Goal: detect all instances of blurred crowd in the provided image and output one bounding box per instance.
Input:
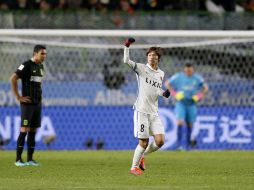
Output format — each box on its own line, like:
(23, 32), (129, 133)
(0, 0), (254, 12)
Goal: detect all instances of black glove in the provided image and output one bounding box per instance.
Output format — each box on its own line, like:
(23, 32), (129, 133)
(163, 89), (170, 98)
(124, 37), (135, 47)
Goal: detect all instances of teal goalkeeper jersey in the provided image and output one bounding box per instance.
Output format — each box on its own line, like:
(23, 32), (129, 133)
(168, 72), (205, 104)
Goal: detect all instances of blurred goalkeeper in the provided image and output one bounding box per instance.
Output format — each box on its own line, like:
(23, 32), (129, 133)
(123, 38), (170, 175)
(164, 63), (208, 150)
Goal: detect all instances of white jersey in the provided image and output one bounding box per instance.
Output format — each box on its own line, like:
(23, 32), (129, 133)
(124, 47), (164, 115)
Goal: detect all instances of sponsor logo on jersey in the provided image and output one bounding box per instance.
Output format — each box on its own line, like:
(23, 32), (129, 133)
(145, 77), (162, 88)
(23, 119), (28, 126)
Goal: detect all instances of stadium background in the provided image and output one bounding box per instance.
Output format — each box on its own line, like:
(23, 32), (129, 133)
(0, 0), (254, 151)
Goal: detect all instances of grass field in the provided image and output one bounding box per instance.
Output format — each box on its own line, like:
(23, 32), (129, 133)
(0, 151), (253, 190)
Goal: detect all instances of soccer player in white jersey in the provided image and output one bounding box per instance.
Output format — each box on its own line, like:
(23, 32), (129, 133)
(123, 38), (170, 175)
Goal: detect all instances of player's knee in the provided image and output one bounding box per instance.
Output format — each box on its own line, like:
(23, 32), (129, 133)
(29, 128), (37, 132)
(177, 120), (185, 126)
(20, 127), (29, 132)
(139, 139), (149, 149)
(155, 139), (164, 148)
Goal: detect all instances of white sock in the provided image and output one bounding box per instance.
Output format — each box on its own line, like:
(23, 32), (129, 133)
(144, 141), (160, 155)
(131, 145), (145, 169)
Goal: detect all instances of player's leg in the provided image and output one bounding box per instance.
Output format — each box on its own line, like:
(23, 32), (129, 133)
(139, 134), (165, 171)
(139, 116), (165, 171)
(144, 115), (165, 155)
(130, 138), (149, 175)
(140, 134), (164, 170)
(15, 104), (32, 166)
(186, 104), (197, 149)
(27, 104), (41, 166)
(144, 134), (165, 156)
(130, 111), (149, 175)
(26, 127), (38, 166)
(175, 102), (186, 149)
(15, 127), (29, 166)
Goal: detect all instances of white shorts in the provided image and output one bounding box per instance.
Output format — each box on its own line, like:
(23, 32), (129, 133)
(133, 110), (165, 139)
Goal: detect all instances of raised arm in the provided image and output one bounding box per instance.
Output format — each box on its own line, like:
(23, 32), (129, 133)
(123, 46), (136, 69)
(123, 38), (136, 69)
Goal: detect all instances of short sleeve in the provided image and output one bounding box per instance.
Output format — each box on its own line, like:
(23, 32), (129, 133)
(15, 62), (30, 79)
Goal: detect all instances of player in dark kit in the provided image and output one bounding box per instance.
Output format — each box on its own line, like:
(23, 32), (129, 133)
(10, 45), (47, 166)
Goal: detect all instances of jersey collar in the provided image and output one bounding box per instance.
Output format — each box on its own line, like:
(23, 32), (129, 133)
(31, 58), (42, 64)
(146, 63), (159, 72)
(182, 71), (194, 77)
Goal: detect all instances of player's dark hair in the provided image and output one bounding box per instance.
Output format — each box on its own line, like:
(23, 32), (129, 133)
(185, 62), (193, 67)
(33, 45), (46, 53)
(146, 47), (162, 61)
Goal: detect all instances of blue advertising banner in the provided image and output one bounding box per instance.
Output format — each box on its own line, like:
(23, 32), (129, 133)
(1, 81), (254, 106)
(0, 106), (253, 150)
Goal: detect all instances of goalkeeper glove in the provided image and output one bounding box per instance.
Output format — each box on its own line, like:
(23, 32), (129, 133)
(175, 91), (184, 101)
(124, 37), (135, 47)
(192, 92), (204, 102)
(162, 89), (170, 98)
(170, 90), (184, 101)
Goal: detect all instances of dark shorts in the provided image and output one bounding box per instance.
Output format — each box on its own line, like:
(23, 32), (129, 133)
(20, 103), (42, 128)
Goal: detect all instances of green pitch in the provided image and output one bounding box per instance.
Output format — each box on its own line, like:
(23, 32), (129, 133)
(0, 151), (253, 190)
